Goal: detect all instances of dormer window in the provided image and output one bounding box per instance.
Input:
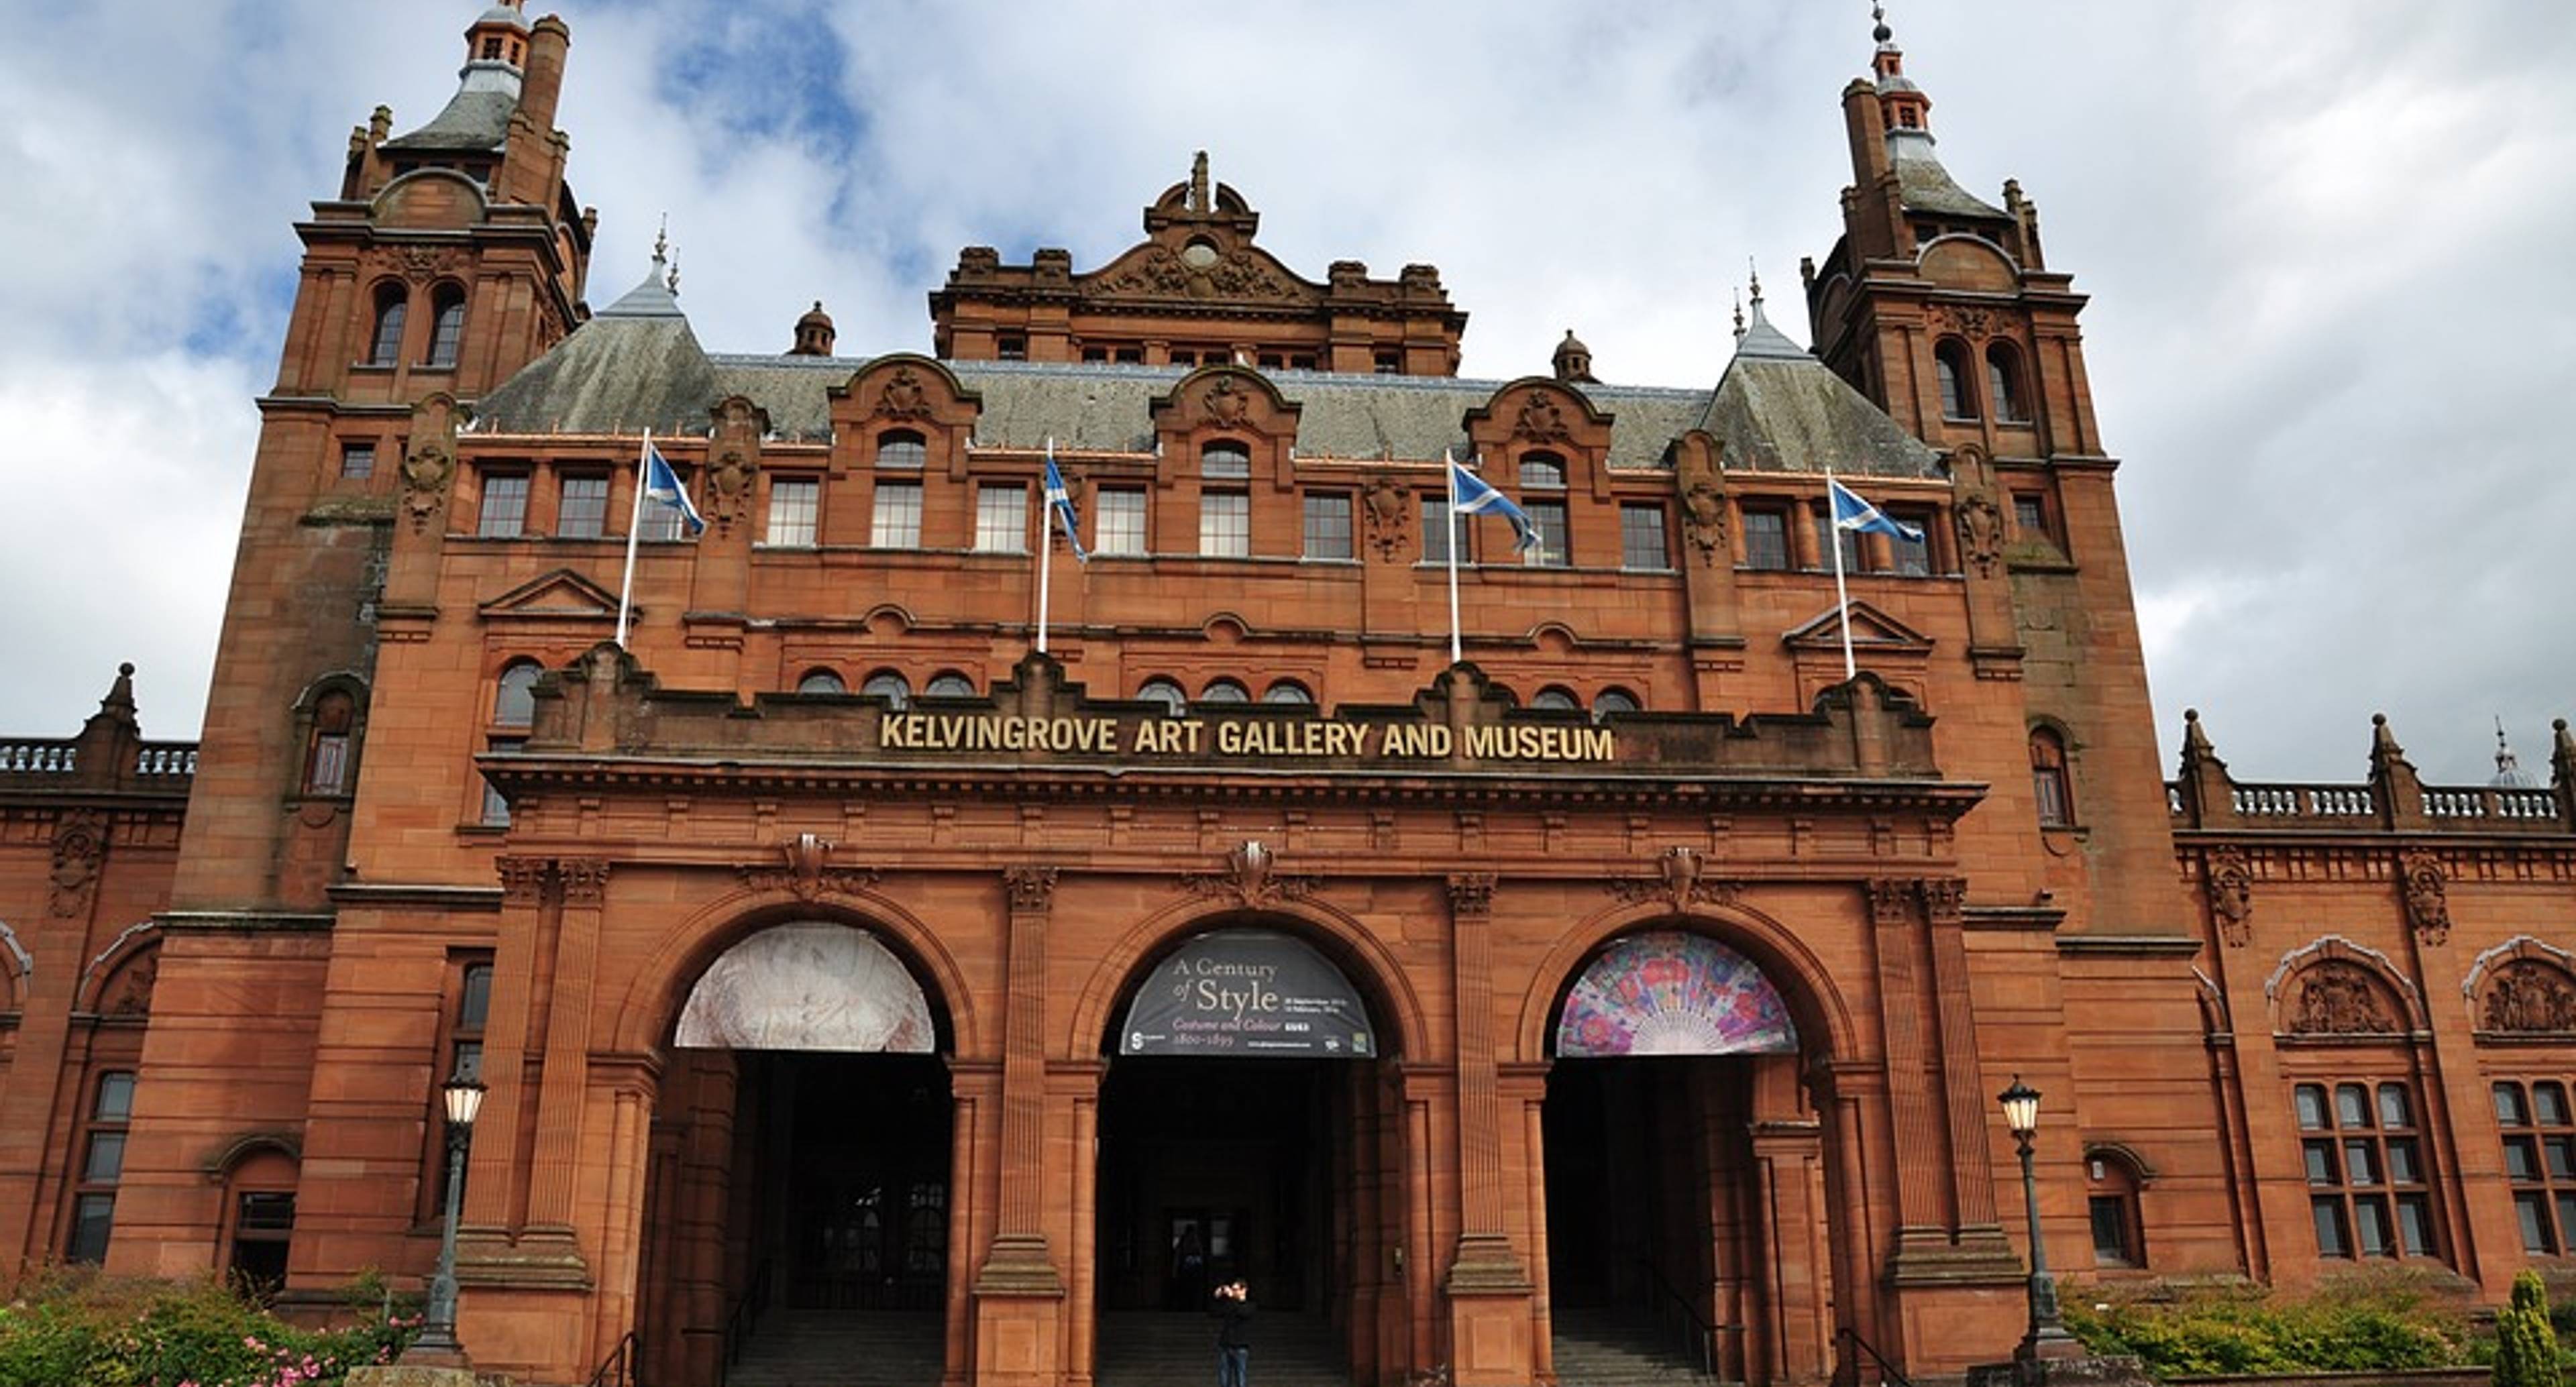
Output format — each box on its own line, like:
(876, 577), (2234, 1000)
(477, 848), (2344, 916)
(877, 430), (926, 469)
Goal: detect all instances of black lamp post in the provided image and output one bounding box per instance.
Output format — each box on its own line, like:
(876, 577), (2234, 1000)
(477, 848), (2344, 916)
(1999, 1075), (2080, 1374)
(405, 1072), (487, 1364)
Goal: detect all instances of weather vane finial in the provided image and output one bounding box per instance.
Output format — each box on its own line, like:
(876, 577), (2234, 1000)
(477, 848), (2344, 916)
(653, 213), (669, 264)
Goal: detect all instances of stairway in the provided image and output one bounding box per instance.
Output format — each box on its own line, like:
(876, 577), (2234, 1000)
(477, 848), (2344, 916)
(1095, 1310), (1351, 1387)
(723, 1309), (945, 1387)
(1550, 1308), (1724, 1387)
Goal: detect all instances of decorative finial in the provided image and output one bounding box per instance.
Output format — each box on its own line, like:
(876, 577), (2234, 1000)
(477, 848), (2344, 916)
(1189, 150), (1211, 214)
(652, 214), (669, 265)
(1731, 290), (1746, 339)
(1872, 1), (1893, 44)
(1747, 258), (1764, 304)
(666, 254), (680, 295)
(2497, 716), (2519, 774)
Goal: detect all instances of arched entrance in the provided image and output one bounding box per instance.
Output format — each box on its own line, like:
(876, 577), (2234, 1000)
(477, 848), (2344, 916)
(1542, 930), (1836, 1387)
(1092, 925), (1401, 1387)
(636, 920), (958, 1387)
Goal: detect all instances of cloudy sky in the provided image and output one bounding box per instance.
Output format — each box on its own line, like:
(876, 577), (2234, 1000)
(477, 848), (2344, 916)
(2, 1), (2569, 785)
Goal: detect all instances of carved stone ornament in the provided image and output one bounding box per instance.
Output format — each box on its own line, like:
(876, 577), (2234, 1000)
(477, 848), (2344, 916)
(1181, 840), (1319, 911)
(1513, 389), (1571, 444)
(49, 810), (107, 919)
(1446, 873), (1497, 918)
(739, 833), (879, 901)
(1930, 304), (1993, 341)
(101, 950), (157, 1018)
(1605, 846), (1741, 912)
(2204, 847), (2255, 948)
(1203, 375), (1254, 429)
(497, 855), (549, 905)
(2398, 850), (2450, 946)
(400, 439), (454, 534)
(1098, 245), (1303, 302)
(2289, 961), (2398, 1036)
(704, 447), (755, 529)
(1866, 877), (1917, 926)
(1005, 865), (1060, 912)
(875, 367), (932, 421)
(558, 858), (612, 905)
(1919, 877), (1967, 924)
(1362, 476), (1412, 561)
(1682, 481), (1727, 566)
(2483, 962), (2576, 1034)
(1955, 494), (2004, 578)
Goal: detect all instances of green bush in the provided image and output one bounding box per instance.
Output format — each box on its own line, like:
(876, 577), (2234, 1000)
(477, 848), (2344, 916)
(2494, 1272), (2565, 1387)
(2061, 1278), (2471, 1380)
(0, 1272), (417, 1387)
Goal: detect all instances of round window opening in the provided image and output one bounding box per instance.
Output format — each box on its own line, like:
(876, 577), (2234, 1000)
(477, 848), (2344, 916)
(1181, 239), (1220, 270)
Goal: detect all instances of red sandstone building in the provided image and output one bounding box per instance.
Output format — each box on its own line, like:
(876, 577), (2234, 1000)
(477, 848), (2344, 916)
(4, 6), (2574, 1386)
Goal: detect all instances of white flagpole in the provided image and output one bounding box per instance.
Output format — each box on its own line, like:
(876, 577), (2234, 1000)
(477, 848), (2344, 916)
(1826, 469), (1856, 681)
(1445, 451), (1464, 666)
(614, 429), (650, 650)
(1036, 437), (1055, 655)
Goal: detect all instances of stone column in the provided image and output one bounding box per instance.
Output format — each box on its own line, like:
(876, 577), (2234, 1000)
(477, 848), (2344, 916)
(461, 857), (547, 1234)
(972, 868), (1065, 1387)
(1501, 1065), (1557, 1387)
(1444, 874), (1535, 1386)
(1864, 879), (1950, 1267)
(523, 859), (610, 1245)
(1921, 880), (2010, 1247)
(1062, 1060), (1105, 1387)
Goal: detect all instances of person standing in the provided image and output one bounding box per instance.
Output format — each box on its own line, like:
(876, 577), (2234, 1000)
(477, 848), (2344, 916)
(1210, 1278), (1254, 1387)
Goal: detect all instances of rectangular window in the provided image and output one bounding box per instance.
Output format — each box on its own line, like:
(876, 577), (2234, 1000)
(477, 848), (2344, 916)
(2498, 1076), (2576, 1257)
(1421, 496), (1468, 565)
(83, 1132), (126, 1184)
(1095, 489), (1147, 556)
(339, 442), (376, 481)
(66, 1193), (113, 1264)
(997, 334), (1027, 362)
(2013, 492), (2051, 543)
(480, 738), (521, 827)
(2300, 1078), (2436, 1262)
(766, 479), (819, 547)
(1813, 507), (1864, 572)
(557, 474), (609, 539)
(871, 481), (923, 548)
(476, 474), (529, 538)
(229, 1191), (296, 1290)
(95, 1073), (135, 1122)
(2089, 1195), (2133, 1266)
(1200, 492), (1249, 558)
(1523, 499), (1570, 567)
(1373, 351), (1400, 375)
(1303, 493), (1354, 561)
(1741, 508), (1789, 571)
(1888, 508), (1933, 575)
(1620, 504), (1671, 571)
(975, 484), (1028, 553)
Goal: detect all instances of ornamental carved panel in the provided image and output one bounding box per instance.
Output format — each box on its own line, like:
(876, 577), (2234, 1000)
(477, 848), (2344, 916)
(2398, 850), (2450, 946)
(2482, 962), (2576, 1034)
(1955, 494), (2004, 577)
(1005, 865), (1060, 913)
(1682, 481), (1727, 566)
(1362, 476), (1412, 562)
(1929, 303), (1994, 341)
(2288, 961), (2399, 1036)
(1201, 375), (1256, 430)
(704, 447), (755, 530)
(1603, 846), (1740, 913)
(873, 366), (933, 422)
(1181, 841), (1317, 911)
(739, 833), (878, 901)
(49, 810), (107, 920)
(1511, 389), (1571, 444)
(2204, 848), (2254, 948)
(399, 438), (454, 536)
(99, 948), (157, 1018)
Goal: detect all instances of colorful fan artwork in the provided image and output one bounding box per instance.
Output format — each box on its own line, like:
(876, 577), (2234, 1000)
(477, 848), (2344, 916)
(1554, 932), (1798, 1058)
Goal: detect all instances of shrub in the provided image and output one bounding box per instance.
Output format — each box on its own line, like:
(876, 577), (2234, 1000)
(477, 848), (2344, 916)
(0, 1271), (417, 1387)
(2495, 1272), (2565, 1387)
(2061, 1278), (2471, 1380)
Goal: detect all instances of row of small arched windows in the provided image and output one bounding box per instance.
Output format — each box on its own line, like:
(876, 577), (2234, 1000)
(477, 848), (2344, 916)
(368, 282), (468, 370)
(1933, 338), (2028, 425)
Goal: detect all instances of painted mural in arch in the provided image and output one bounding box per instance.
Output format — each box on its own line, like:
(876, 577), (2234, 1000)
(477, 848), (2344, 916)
(674, 920), (935, 1052)
(1554, 931), (1797, 1058)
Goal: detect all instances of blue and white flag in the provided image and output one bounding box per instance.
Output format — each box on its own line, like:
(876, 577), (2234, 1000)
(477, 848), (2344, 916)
(642, 439), (705, 537)
(1043, 445), (1087, 562)
(1827, 476), (1923, 543)
(1448, 455), (1542, 552)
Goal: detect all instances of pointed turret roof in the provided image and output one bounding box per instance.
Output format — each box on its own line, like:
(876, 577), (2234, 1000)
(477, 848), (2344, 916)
(1868, 5), (2006, 220)
(385, 1), (532, 152)
(1699, 278), (1940, 478)
(476, 244), (718, 434)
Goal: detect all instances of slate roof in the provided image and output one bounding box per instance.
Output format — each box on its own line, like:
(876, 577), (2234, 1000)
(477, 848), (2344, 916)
(383, 87), (517, 152)
(474, 271), (1942, 479)
(1887, 129), (2004, 219)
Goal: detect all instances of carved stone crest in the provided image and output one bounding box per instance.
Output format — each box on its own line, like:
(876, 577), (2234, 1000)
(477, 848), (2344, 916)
(1931, 304), (1993, 341)
(1605, 846), (1741, 912)
(2483, 962), (2576, 1034)
(705, 448), (755, 529)
(1955, 494), (2004, 577)
(2204, 847), (2254, 948)
(1512, 390), (1570, 444)
(1203, 375), (1253, 429)
(400, 439), (454, 535)
(370, 245), (464, 287)
(875, 367), (932, 421)
(1181, 840), (1318, 910)
(1362, 476), (1412, 561)
(2290, 961), (2398, 1036)
(739, 833), (879, 901)
(1682, 481), (1726, 566)
(49, 810), (106, 919)
(2398, 850), (2449, 946)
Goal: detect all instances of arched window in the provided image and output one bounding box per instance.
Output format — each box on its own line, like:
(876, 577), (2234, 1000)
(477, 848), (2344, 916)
(1263, 679), (1313, 706)
(492, 661), (541, 728)
(1593, 687), (1640, 717)
(2031, 727), (2074, 827)
(303, 690), (358, 796)
(925, 672), (977, 699)
(797, 669), (846, 695)
(1201, 441), (1252, 480)
(1935, 341), (1978, 420)
(424, 285), (467, 368)
(65, 1069), (136, 1264)
(1986, 343), (2028, 423)
(367, 285), (409, 367)
(1531, 686), (1580, 711)
(1200, 678), (1250, 704)
(1519, 453), (1571, 567)
(1518, 453), (1567, 490)
(2087, 1148), (2148, 1269)
(1137, 678), (1188, 716)
(861, 671), (912, 708)
(877, 430), (927, 470)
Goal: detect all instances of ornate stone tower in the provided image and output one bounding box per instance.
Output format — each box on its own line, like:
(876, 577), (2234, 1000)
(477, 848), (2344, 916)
(1801, 8), (2185, 937)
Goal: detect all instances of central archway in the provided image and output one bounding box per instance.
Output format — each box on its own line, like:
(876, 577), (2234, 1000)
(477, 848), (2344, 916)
(636, 917), (959, 1387)
(1090, 922), (1408, 1387)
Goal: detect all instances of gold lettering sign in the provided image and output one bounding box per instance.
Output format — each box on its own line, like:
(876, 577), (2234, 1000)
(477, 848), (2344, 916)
(875, 713), (1613, 765)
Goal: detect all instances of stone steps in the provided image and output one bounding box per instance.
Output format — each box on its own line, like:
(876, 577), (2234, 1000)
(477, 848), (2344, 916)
(1096, 1310), (1350, 1387)
(724, 1309), (946, 1387)
(1550, 1308), (1724, 1387)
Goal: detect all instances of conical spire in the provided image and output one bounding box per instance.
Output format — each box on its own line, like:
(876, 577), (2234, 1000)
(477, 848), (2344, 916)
(1863, 3), (2005, 219)
(600, 224), (684, 319)
(2492, 718), (2542, 789)
(1732, 267), (1809, 362)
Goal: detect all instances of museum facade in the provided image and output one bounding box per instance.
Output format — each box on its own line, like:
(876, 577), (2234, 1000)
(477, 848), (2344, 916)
(3, 5), (2574, 1387)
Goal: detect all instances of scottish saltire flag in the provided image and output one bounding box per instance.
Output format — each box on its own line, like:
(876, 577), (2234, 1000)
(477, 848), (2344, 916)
(1827, 476), (1923, 543)
(642, 440), (705, 537)
(1043, 446), (1087, 561)
(1448, 455), (1542, 552)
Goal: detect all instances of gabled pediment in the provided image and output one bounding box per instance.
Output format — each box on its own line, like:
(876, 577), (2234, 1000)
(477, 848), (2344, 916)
(1079, 240), (1321, 308)
(1782, 600), (1934, 654)
(478, 569), (624, 623)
